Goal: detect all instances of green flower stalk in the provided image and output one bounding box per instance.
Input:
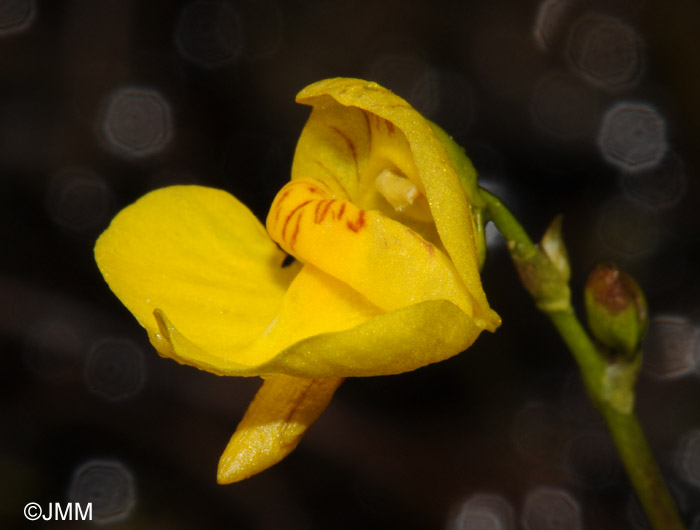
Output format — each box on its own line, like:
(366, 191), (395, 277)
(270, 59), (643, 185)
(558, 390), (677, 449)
(479, 188), (685, 530)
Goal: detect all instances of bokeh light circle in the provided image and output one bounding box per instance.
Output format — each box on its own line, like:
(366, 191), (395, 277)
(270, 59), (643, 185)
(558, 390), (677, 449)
(45, 168), (112, 232)
(598, 102), (667, 172)
(566, 14), (644, 90)
(448, 493), (515, 530)
(84, 338), (145, 401)
(175, 1), (242, 68)
(69, 459), (136, 523)
(522, 487), (582, 530)
(643, 315), (700, 379)
(102, 87), (173, 158)
(0, 0), (36, 36)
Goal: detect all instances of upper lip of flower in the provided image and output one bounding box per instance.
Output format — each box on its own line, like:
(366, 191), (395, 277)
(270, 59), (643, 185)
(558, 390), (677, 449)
(293, 78), (499, 329)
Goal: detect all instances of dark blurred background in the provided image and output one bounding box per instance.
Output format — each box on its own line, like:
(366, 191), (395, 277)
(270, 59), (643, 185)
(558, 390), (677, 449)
(2, 0), (700, 528)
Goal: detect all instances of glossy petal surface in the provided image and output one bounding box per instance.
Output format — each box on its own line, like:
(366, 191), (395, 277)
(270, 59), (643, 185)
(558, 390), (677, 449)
(96, 185), (382, 375)
(218, 375), (343, 483)
(293, 78), (499, 329)
(267, 177), (476, 317)
(264, 298), (488, 377)
(95, 185), (297, 369)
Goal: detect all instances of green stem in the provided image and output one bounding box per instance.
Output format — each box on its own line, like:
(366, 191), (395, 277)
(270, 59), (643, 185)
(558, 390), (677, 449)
(480, 188), (685, 530)
(480, 189), (533, 247)
(603, 408), (684, 530)
(549, 311), (684, 530)
(547, 309), (605, 394)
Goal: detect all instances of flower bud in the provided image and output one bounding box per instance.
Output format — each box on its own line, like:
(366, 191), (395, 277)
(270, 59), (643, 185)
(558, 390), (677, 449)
(584, 263), (648, 357)
(541, 215), (570, 282)
(510, 216), (573, 313)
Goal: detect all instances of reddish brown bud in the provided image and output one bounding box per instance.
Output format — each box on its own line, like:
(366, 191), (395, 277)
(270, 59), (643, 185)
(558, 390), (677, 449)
(584, 263), (648, 357)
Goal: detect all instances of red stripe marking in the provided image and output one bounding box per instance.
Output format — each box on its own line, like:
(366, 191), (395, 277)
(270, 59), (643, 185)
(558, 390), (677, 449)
(337, 203), (346, 219)
(347, 210), (366, 233)
(290, 211), (303, 251)
(282, 200), (312, 242)
(314, 160), (338, 180)
(311, 175), (334, 193)
(274, 188), (292, 223)
(314, 200), (324, 224)
(362, 111), (371, 140)
(319, 199), (335, 223)
(330, 125), (358, 171)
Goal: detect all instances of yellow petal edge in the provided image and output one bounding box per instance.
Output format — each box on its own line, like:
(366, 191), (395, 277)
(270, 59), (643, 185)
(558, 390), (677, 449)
(294, 77), (500, 331)
(94, 185), (297, 362)
(218, 375), (342, 483)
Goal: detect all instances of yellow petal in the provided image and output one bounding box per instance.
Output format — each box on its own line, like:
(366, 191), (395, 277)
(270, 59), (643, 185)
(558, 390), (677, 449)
(217, 375), (343, 483)
(289, 101), (370, 202)
(249, 263), (382, 359)
(294, 78), (499, 329)
(154, 263), (381, 374)
(155, 264), (485, 377)
(94, 185), (298, 368)
(265, 298), (488, 377)
(267, 177), (481, 322)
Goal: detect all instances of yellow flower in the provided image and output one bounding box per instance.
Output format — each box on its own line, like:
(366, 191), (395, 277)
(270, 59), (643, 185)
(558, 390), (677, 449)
(94, 78), (500, 484)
